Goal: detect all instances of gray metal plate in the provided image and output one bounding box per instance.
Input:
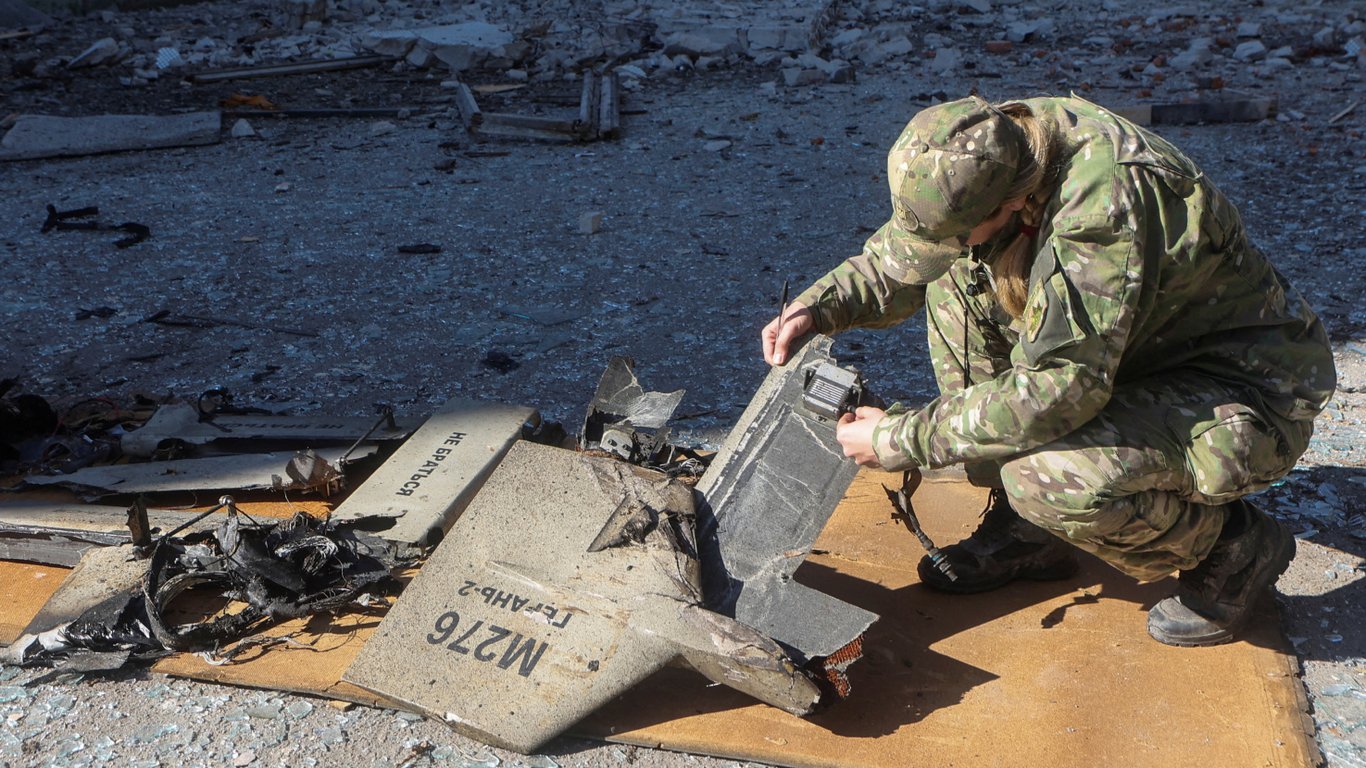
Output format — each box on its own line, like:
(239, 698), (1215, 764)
(121, 402), (418, 458)
(345, 442), (817, 753)
(22, 446), (375, 498)
(695, 335), (878, 661)
(328, 398), (535, 546)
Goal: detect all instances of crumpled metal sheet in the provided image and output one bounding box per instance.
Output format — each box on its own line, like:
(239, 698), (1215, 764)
(5, 501), (397, 671)
(579, 356), (684, 447)
(119, 401), (418, 458)
(21, 446), (376, 499)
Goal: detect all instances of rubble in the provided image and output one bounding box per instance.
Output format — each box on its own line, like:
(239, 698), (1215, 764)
(186, 55), (395, 83)
(6, 497), (397, 672)
(67, 37), (120, 69)
(1112, 97), (1278, 126)
(577, 211), (603, 234)
(0, 112), (221, 162)
(0, 0), (50, 29)
(275, 0), (327, 31)
(1234, 40), (1269, 61)
(359, 23), (523, 73)
(1170, 38), (1214, 70)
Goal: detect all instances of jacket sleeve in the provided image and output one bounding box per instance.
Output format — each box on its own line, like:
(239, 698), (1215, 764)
(792, 220), (961, 334)
(872, 211), (1143, 469)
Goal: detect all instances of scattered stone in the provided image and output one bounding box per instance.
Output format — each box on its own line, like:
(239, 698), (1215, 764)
(865, 36), (913, 65)
(960, 0), (992, 12)
(578, 211), (603, 234)
(1236, 22), (1262, 38)
(703, 139), (732, 152)
(745, 25), (794, 53)
(0, 0), (52, 28)
(274, 181), (290, 193)
(361, 30), (416, 58)
(1006, 19), (1054, 44)
(0, 112), (221, 162)
(276, 0), (326, 32)
(1312, 26), (1338, 48)
(68, 38), (119, 68)
(830, 29), (865, 48)
(930, 47), (962, 74)
(155, 48), (183, 70)
(405, 46), (433, 69)
(369, 120), (396, 136)
(984, 40), (1014, 54)
(425, 23), (518, 71)
(616, 64), (647, 80)
(505, 68), (528, 81)
(1170, 38), (1214, 70)
(826, 60), (855, 83)
(663, 30), (740, 58)
(1234, 40), (1268, 61)
(781, 67), (823, 87)
(752, 50), (784, 67)
(230, 119), (255, 138)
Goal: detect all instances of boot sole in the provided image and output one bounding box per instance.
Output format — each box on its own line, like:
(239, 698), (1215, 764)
(918, 554), (1081, 594)
(1147, 519), (1297, 647)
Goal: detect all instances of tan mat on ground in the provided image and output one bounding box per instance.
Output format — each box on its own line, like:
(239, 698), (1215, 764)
(0, 473), (1318, 767)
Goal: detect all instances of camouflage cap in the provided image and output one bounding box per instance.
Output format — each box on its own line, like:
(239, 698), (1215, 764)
(870, 97), (1026, 284)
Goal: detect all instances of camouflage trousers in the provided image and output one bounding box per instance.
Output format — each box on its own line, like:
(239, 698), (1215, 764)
(924, 260), (1312, 581)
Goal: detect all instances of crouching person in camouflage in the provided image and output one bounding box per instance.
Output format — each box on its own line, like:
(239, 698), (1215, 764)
(762, 95), (1336, 647)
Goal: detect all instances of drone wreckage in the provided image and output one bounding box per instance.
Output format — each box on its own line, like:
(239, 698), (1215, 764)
(1, 337), (932, 753)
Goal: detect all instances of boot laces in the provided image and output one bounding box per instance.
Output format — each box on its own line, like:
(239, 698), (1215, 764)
(968, 489), (1024, 548)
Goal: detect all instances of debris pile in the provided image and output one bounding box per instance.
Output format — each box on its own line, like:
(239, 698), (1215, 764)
(3, 0), (1358, 103)
(1, 351), (882, 755)
(5, 496), (397, 675)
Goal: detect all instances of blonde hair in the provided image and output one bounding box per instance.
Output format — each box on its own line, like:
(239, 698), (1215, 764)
(990, 101), (1058, 317)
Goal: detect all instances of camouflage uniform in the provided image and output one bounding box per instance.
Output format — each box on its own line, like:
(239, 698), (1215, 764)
(795, 96), (1336, 580)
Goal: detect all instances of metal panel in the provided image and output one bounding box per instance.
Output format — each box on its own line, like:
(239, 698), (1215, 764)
(328, 398), (535, 547)
(22, 446), (374, 497)
(344, 443), (818, 754)
(695, 335), (877, 662)
(121, 402), (418, 458)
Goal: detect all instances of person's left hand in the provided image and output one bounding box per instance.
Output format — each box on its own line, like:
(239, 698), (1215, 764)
(836, 406), (886, 467)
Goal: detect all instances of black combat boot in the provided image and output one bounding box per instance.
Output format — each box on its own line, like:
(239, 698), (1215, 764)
(1147, 500), (1295, 647)
(918, 489), (1080, 593)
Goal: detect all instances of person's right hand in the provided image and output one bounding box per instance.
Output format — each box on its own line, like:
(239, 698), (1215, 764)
(761, 301), (813, 366)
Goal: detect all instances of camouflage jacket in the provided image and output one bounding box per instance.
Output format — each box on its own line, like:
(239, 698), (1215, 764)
(795, 96), (1337, 470)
